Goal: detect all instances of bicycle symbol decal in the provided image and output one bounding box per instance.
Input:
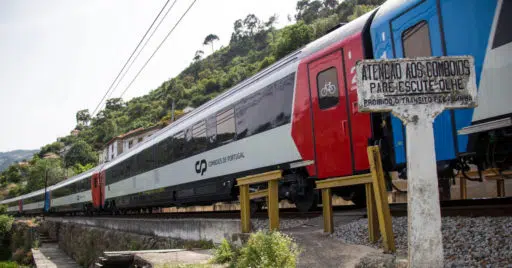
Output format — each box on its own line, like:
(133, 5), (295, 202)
(320, 81), (337, 97)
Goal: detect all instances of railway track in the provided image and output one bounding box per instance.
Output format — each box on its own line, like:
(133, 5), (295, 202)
(38, 197), (512, 220)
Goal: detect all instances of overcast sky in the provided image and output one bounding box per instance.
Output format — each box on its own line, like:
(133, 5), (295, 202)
(0, 0), (298, 152)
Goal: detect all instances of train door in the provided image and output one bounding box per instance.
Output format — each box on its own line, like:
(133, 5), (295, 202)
(308, 50), (353, 178)
(390, 0), (457, 162)
(91, 172), (105, 209)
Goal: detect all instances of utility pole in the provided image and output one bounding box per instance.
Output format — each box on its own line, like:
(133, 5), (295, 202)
(171, 99), (176, 122)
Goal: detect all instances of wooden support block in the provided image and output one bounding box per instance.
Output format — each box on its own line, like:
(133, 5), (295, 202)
(367, 146), (396, 253)
(249, 189), (268, 200)
(497, 179), (505, 197)
(267, 179), (279, 231)
(322, 188), (333, 233)
(460, 177), (467, 200)
(366, 183), (379, 242)
(239, 185), (251, 233)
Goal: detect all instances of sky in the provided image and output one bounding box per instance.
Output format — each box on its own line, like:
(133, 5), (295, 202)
(0, 0), (298, 152)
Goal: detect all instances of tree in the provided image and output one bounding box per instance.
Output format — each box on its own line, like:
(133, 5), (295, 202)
(25, 158), (67, 193)
(76, 109), (91, 127)
(323, 0), (338, 9)
(243, 14), (260, 36)
(64, 140), (97, 168)
(265, 14), (279, 43)
(274, 21), (314, 59)
(105, 98), (124, 111)
(193, 50), (204, 61)
(203, 34), (219, 54)
(38, 142), (64, 158)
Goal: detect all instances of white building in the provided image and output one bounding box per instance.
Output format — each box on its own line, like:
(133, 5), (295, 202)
(99, 125), (164, 164)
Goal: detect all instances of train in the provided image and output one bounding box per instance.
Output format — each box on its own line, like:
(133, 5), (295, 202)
(2, 0), (510, 215)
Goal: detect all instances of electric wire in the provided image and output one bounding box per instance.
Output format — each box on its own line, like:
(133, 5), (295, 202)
(106, 0), (179, 101)
(118, 0), (198, 99)
(91, 0), (171, 117)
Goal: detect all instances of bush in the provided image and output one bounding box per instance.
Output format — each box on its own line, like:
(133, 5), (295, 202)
(211, 231), (300, 268)
(237, 231), (300, 268)
(211, 239), (236, 264)
(0, 261), (18, 268)
(0, 215), (13, 237)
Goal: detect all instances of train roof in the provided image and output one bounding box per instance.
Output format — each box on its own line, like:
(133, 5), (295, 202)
(0, 195), (22, 204)
(372, 0), (422, 27)
(101, 10), (375, 170)
(0, 187), (46, 205)
(50, 165), (100, 190)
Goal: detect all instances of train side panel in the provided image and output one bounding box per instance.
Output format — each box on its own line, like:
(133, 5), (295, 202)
(439, 0), (498, 153)
(294, 32), (371, 179)
(370, 0), (498, 168)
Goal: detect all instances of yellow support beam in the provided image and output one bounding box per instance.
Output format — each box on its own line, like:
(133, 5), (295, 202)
(460, 177), (467, 200)
(367, 146), (396, 253)
(316, 174), (373, 189)
(322, 188), (333, 233)
(365, 183), (379, 243)
(497, 180), (505, 197)
(268, 179), (280, 231)
(237, 170), (283, 186)
(239, 185), (251, 233)
(236, 170), (283, 233)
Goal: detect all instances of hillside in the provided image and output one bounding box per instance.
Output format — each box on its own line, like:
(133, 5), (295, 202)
(0, 0), (385, 200)
(0, 150), (38, 172)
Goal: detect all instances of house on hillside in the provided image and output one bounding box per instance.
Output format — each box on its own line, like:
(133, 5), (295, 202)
(99, 124), (165, 164)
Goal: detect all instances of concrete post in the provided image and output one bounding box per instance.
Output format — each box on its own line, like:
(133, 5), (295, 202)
(406, 118), (443, 267)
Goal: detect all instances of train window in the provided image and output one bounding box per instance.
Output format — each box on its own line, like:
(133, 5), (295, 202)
(317, 67), (339, 109)
(402, 21), (432, 57)
(216, 108), (235, 145)
(234, 73), (295, 140)
(206, 116), (217, 146)
(192, 121), (207, 154)
(173, 131), (185, 160)
(492, 0), (512, 49)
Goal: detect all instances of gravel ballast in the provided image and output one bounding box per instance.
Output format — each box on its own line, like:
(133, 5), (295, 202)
(332, 216), (512, 267)
(252, 218), (311, 231)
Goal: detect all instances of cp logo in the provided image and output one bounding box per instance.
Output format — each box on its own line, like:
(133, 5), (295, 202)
(195, 159), (207, 176)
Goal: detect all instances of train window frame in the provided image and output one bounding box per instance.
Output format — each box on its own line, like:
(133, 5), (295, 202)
(492, 0), (512, 49)
(206, 116), (217, 147)
(402, 20), (432, 58)
(216, 108), (236, 145)
(317, 67), (340, 110)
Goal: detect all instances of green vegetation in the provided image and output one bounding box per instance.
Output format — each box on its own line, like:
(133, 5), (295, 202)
(211, 239), (234, 264)
(212, 231), (300, 268)
(0, 261), (19, 268)
(0, 214), (14, 262)
(0, 0), (384, 200)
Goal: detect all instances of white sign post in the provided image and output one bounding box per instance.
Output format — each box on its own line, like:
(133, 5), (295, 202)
(356, 56), (477, 267)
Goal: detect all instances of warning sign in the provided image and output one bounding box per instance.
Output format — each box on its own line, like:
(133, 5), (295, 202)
(356, 56), (477, 117)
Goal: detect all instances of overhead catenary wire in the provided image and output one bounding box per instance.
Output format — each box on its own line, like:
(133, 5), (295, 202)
(107, 0), (179, 101)
(118, 0), (198, 99)
(91, 0), (172, 117)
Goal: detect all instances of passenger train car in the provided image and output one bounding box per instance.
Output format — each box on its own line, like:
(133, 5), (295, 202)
(1, 0), (510, 214)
